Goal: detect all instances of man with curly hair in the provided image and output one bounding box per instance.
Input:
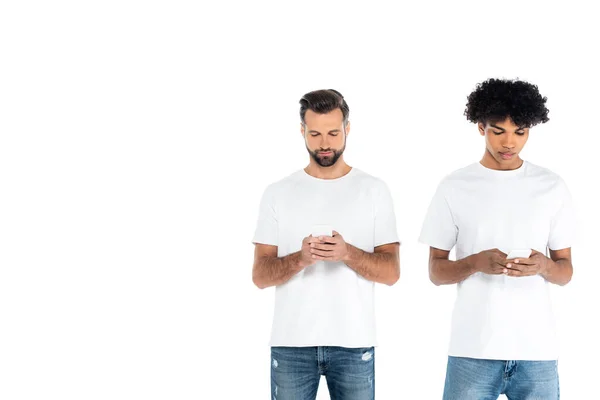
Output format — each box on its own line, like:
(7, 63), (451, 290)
(419, 78), (575, 399)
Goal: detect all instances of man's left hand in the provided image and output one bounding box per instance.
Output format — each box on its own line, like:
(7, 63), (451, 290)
(505, 249), (550, 277)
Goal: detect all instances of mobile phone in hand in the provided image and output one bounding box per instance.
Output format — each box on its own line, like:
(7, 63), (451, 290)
(506, 249), (532, 259)
(311, 224), (333, 238)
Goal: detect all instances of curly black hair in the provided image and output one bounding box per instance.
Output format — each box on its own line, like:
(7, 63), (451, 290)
(464, 78), (549, 127)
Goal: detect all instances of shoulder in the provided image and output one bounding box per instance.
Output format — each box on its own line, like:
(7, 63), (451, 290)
(436, 162), (480, 193)
(524, 162), (567, 191)
(261, 170), (305, 199)
(445, 162), (481, 181)
(351, 168), (392, 194)
(524, 161), (562, 181)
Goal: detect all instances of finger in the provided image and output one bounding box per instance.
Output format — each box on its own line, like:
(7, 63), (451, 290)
(318, 235), (337, 244)
(506, 268), (538, 277)
(308, 237), (323, 244)
(507, 258), (536, 266)
(508, 262), (539, 272)
(310, 242), (336, 251)
(312, 255), (334, 261)
(506, 262), (537, 273)
(483, 263), (507, 274)
(493, 263), (509, 274)
(310, 248), (333, 257)
(505, 268), (524, 276)
(505, 262), (525, 272)
(487, 269), (507, 275)
(496, 258), (510, 266)
(485, 269), (507, 275)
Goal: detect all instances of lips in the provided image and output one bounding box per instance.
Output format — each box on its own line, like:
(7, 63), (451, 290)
(318, 151), (333, 156)
(500, 152), (514, 160)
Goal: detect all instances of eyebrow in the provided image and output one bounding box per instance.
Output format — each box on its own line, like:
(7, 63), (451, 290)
(308, 129), (341, 134)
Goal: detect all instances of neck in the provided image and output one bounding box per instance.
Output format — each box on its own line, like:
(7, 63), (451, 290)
(480, 150), (523, 171)
(304, 157), (351, 179)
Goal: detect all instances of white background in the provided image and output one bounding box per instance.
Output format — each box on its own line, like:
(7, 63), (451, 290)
(1, 1), (599, 399)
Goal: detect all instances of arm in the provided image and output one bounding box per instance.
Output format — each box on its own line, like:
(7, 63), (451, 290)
(309, 231), (400, 286)
(343, 243), (400, 286)
(428, 247), (509, 286)
(252, 245), (302, 289)
(536, 178), (574, 286)
(428, 247), (476, 286)
(252, 237), (314, 289)
(542, 248), (573, 285)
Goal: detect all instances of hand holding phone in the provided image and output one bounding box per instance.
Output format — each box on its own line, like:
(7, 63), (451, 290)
(504, 249), (551, 278)
(308, 225), (349, 263)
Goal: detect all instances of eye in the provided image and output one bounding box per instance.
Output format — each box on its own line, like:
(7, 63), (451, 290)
(493, 131), (503, 135)
(310, 133), (320, 137)
(516, 131), (525, 136)
(329, 132), (339, 137)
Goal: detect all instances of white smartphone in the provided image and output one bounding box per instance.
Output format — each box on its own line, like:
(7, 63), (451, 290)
(506, 249), (532, 259)
(311, 224), (333, 237)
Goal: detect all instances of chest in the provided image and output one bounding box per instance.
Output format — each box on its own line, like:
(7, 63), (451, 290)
(277, 186), (376, 253)
(450, 181), (559, 252)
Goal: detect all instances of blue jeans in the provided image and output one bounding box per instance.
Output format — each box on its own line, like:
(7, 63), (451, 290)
(270, 346), (375, 400)
(443, 356), (559, 399)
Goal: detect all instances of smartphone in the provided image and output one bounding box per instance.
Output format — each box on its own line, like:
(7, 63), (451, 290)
(311, 224), (333, 238)
(506, 249), (532, 259)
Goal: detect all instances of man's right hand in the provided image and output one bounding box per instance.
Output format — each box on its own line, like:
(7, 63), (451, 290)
(298, 235), (318, 268)
(471, 248), (509, 275)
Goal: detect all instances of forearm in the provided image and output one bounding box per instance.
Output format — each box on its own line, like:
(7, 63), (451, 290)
(343, 244), (399, 285)
(253, 251), (305, 289)
(541, 258), (573, 286)
(429, 254), (478, 286)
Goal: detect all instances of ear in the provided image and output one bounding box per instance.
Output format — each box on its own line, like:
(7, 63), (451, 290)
(345, 121), (351, 137)
(300, 123), (305, 137)
(478, 122), (486, 136)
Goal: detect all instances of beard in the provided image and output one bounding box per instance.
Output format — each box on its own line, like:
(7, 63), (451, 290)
(307, 144), (345, 167)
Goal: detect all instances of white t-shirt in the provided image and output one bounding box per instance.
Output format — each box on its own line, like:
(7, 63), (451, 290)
(253, 168), (399, 347)
(419, 161), (575, 360)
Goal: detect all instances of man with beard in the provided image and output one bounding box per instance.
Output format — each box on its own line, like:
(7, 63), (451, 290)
(252, 89), (400, 400)
(419, 79), (575, 399)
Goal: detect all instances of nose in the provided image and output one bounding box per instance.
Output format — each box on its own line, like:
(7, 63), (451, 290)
(501, 132), (516, 149)
(319, 135), (330, 149)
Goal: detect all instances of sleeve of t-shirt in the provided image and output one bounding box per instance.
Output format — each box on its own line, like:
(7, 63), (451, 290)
(548, 179), (576, 250)
(252, 184), (278, 246)
(373, 181), (400, 247)
(418, 181), (458, 251)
